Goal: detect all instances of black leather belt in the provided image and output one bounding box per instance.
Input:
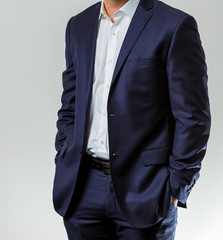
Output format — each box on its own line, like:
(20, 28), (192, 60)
(85, 153), (111, 175)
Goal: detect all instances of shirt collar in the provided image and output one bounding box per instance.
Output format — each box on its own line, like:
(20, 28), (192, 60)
(98, 0), (140, 20)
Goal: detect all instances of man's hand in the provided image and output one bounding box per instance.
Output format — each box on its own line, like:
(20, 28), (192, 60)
(172, 197), (178, 207)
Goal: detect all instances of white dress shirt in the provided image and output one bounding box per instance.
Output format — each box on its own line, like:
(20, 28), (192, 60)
(85, 0), (140, 160)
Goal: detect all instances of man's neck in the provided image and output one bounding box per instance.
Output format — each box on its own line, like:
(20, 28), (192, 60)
(103, 0), (129, 23)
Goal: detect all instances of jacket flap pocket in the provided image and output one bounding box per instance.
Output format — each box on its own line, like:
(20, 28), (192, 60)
(59, 140), (69, 157)
(141, 147), (171, 166)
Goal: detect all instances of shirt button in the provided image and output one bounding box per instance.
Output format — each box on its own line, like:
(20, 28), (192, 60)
(100, 140), (104, 144)
(103, 112), (106, 115)
(108, 59), (112, 63)
(112, 31), (116, 36)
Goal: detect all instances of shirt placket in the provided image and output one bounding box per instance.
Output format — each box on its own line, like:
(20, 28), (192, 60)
(98, 19), (119, 155)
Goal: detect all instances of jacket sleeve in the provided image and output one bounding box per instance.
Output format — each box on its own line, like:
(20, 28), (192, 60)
(54, 17), (76, 165)
(166, 14), (211, 207)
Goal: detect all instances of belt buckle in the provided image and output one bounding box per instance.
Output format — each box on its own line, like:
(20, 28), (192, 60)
(101, 161), (111, 175)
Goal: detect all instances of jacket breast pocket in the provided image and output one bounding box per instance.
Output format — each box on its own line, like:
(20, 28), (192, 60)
(127, 55), (162, 70)
(140, 146), (171, 166)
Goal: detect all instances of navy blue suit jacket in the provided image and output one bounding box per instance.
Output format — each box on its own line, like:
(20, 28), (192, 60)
(52, 0), (211, 228)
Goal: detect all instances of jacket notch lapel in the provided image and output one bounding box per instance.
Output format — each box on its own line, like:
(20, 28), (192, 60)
(110, 5), (154, 91)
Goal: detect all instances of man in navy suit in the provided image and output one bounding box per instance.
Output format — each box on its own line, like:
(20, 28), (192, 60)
(52, 0), (211, 239)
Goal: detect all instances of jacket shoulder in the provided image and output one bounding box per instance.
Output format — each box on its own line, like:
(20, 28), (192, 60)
(155, 0), (190, 18)
(154, 0), (197, 30)
(67, 1), (100, 25)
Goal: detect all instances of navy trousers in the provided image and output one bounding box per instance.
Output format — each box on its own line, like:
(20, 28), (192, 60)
(63, 157), (178, 240)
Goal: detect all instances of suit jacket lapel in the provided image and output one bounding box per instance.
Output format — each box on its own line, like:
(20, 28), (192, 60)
(110, 4), (153, 90)
(77, 3), (101, 148)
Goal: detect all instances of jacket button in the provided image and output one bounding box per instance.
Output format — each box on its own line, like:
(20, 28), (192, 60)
(110, 113), (115, 117)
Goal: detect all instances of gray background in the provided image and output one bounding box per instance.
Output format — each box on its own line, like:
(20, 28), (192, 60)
(1, 0), (222, 239)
